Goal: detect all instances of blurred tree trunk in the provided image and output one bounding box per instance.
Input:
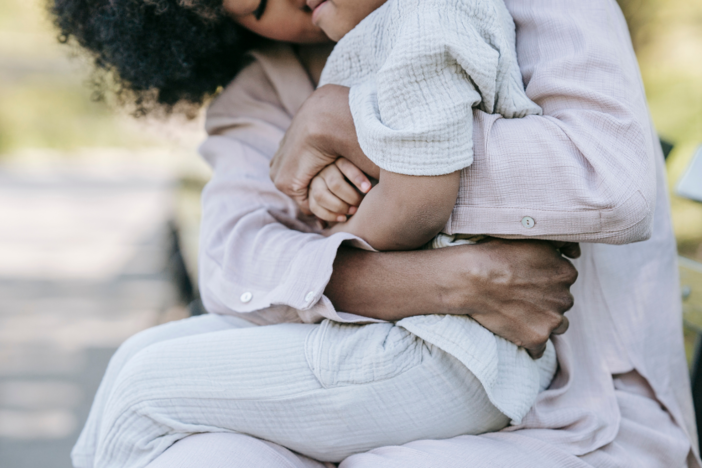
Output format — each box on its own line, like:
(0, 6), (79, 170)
(616, 0), (658, 52)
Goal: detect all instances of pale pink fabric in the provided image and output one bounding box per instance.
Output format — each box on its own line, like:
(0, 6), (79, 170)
(197, 0), (700, 465)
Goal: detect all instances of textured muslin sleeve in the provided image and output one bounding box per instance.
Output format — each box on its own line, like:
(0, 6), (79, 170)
(346, 2), (540, 176)
(198, 60), (380, 324)
(347, 37), (483, 176)
(448, 1), (658, 245)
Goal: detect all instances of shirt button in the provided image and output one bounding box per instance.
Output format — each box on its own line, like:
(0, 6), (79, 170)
(521, 216), (535, 229)
(240, 292), (253, 303)
(305, 291), (316, 302)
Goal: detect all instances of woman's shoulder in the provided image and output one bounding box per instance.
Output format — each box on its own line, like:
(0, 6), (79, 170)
(205, 43), (315, 136)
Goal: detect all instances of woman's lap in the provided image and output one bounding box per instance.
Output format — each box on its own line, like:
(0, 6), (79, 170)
(82, 317), (507, 468)
(146, 431), (586, 468)
(72, 314), (255, 468)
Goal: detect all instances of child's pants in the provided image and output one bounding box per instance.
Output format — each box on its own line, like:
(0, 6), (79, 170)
(72, 314), (508, 468)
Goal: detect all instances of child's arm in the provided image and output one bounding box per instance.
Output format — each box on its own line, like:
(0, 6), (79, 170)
(311, 162), (461, 251)
(308, 158), (373, 223)
(330, 169), (460, 251)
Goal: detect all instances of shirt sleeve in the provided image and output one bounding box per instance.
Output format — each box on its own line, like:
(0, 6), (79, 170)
(447, 1), (658, 245)
(198, 60), (380, 323)
(346, 1), (541, 176)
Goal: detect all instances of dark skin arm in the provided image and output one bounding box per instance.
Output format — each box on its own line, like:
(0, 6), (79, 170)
(271, 85), (578, 358)
(326, 239), (576, 358)
(326, 170), (461, 251)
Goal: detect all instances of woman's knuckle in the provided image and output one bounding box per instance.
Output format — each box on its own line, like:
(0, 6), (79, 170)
(521, 330), (537, 348)
(563, 293), (575, 311)
(537, 328), (550, 343)
(570, 268), (579, 284)
(548, 313), (562, 330)
(560, 263), (577, 284)
(529, 326), (550, 346)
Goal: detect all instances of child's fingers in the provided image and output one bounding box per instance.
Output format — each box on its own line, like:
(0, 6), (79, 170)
(335, 158), (372, 194)
(309, 176), (351, 223)
(311, 175), (352, 214)
(309, 195), (346, 223)
(319, 164), (364, 207)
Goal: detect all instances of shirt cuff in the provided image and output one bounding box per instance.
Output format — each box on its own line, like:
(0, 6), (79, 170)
(205, 231), (385, 324)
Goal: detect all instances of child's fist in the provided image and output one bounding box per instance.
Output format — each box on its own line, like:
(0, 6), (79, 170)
(309, 158), (371, 223)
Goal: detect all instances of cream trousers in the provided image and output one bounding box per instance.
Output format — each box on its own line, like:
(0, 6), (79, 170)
(72, 314), (512, 467)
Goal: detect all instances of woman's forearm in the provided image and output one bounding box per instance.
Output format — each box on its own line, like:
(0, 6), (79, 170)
(325, 247), (449, 321)
(326, 240), (577, 358)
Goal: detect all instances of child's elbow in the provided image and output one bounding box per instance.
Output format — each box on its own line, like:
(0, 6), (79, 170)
(383, 199), (455, 251)
(372, 170), (460, 251)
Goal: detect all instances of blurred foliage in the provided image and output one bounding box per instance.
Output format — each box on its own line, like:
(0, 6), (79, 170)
(0, 79), (153, 153)
(616, 0), (702, 259)
(617, 0), (660, 51)
(0, 0), (158, 154)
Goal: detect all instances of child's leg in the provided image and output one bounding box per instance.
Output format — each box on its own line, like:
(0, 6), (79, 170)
(94, 321), (509, 468)
(72, 314), (255, 468)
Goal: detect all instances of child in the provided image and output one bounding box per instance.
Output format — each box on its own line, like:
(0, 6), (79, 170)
(307, 0), (542, 250)
(304, 0), (557, 438)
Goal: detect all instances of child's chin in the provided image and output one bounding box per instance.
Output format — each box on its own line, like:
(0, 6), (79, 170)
(324, 27), (348, 43)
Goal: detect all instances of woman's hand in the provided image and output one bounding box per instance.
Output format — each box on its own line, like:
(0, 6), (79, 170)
(326, 239), (578, 358)
(270, 84), (378, 215)
(274, 88), (578, 358)
(442, 239), (578, 358)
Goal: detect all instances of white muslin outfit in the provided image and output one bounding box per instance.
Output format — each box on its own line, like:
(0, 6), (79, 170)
(72, 1), (558, 467)
(74, 315), (555, 468)
(319, 0), (555, 426)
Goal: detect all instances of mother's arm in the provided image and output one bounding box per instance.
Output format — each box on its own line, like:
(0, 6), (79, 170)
(272, 1), (657, 246)
(199, 58), (574, 358)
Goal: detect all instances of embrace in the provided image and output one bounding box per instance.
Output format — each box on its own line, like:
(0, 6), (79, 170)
(53, 0), (699, 466)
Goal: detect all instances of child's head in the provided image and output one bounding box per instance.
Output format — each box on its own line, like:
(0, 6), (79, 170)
(307, 0), (387, 42)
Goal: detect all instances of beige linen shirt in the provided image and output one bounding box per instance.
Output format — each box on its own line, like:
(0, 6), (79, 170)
(198, 0), (700, 465)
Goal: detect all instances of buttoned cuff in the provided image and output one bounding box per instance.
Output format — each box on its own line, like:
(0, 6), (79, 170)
(205, 232), (384, 324)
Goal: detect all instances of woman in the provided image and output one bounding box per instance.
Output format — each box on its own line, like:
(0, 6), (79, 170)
(53, 0), (698, 466)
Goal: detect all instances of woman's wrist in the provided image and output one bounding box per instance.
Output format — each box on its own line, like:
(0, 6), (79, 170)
(324, 246), (456, 321)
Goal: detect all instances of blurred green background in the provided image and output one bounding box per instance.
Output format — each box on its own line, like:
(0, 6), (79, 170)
(630, 0), (702, 256)
(0, 0), (143, 152)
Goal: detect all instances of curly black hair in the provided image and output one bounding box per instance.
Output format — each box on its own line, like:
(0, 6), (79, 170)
(51, 0), (266, 115)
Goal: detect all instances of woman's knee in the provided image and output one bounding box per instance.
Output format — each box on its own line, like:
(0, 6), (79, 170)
(146, 433), (329, 468)
(109, 314), (241, 372)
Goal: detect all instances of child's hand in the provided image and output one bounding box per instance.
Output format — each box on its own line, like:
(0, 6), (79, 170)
(309, 158), (372, 223)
